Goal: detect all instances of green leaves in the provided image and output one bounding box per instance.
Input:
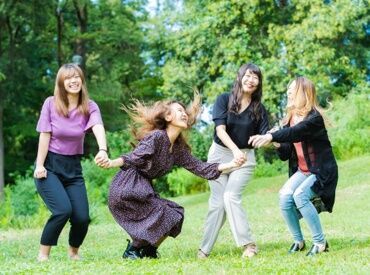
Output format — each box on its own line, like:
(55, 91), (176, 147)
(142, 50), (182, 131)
(148, 0), (368, 115)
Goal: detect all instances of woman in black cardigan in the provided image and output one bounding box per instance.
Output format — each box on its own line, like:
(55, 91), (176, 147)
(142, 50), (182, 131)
(248, 76), (338, 256)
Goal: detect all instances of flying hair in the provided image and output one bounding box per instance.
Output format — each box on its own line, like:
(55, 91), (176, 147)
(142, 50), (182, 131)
(122, 90), (203, 144)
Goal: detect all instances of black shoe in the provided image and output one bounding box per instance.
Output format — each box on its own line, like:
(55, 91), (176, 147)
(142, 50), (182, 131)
(288, 241), (306, 254)
(306, 241), (329, 256)
(122, 239), (142, 260)
(140, 244), (159, 259)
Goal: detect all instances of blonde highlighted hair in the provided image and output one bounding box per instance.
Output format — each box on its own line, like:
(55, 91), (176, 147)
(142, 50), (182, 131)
(123, 91), (202, 145)
(54, 63), (89, 117)
(283, 76), (329, 126)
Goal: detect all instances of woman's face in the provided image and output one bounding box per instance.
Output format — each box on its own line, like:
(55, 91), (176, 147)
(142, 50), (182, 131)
(168, 103), (189, 129)
(64, 70), (82, 95)
(241, 69), (259, 94)
(286, 80), (297, 108)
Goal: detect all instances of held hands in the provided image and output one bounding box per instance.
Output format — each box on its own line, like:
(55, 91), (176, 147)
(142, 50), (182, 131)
(95, 155), (123, 169)
(94, 150), (110, 168)
(218, 154), (247, 173)
(97, 158), (113, 169)
(232, 148), (247, 165)
(248, 133), (273, 148)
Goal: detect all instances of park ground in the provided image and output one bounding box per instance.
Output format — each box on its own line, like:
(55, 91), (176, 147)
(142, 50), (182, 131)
(0, 155), (369, 274)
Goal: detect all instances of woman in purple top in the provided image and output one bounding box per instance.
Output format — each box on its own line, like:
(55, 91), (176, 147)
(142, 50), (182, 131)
(34, 64), (109, 261)
(98, 94), (244, 259)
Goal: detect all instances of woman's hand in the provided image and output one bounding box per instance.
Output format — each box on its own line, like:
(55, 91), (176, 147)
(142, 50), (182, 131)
(97, 157), (124, 169)
(232, 148), (247, 165)
(94, 150), (109, 167)
(229, 158), (245, 169)
(34, 165), (47, 179)
(248, 133), (273, 148)
(99, 158), (113, 169)
(218, 158), (246, 173)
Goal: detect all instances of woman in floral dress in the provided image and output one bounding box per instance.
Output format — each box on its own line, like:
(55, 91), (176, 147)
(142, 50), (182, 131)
(99, 94), (245, 259)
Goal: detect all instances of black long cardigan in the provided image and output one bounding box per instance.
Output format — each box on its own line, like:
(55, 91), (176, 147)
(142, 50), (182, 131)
(271, 110), (338, 212)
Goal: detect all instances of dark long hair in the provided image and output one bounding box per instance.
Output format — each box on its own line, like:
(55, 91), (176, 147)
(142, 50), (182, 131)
(228, 63), (263, 121)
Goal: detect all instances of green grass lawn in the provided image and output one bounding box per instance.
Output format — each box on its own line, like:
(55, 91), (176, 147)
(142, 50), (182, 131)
(1, 155), (369, 274)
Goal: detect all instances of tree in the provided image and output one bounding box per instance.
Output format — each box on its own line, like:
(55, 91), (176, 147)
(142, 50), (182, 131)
(0, 0), (57, 194)
(0, 0), (152, 187)
(148, 0), (369, 114)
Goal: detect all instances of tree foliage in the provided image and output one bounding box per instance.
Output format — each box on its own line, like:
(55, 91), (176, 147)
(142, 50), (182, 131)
(0, 0), (369, 194)
(0, 0), (150, 186)
(148, 0), (369, 117)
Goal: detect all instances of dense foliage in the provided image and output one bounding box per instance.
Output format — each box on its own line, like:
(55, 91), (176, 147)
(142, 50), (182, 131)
(0, 1), (369, 225)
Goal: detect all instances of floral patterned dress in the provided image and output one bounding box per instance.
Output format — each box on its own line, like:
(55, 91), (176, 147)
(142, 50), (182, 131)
(108, 130), (221, 246)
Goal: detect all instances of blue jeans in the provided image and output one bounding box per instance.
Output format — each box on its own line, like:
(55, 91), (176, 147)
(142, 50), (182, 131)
(279, 170), (325, 244)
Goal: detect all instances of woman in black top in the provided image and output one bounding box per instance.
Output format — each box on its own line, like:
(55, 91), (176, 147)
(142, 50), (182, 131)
(198, 63), (269, 259)
(249, 76), (338, 256)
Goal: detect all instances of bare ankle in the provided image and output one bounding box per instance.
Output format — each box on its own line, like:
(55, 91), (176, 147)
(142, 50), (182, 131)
(37, 254), (49, 262)
(68, 246), (82, 260)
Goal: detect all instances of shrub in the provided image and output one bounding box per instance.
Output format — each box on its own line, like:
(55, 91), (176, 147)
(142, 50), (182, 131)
(82, 158), (117, 204)
(329, 92), (370, 160)
(10, 176), (39, 216)
(0, 177), (48, 229)
(167, 168), (208, 196)
(189, 125), (213, 161)
(254, 156), (288, 178)
(0, 186), (14, 228)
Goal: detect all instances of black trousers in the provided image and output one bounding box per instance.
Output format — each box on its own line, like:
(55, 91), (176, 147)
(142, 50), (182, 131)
(35, 151), (90, 247)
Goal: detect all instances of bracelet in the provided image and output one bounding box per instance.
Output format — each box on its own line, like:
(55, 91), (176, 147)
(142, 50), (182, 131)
(99, 148), (108, 152)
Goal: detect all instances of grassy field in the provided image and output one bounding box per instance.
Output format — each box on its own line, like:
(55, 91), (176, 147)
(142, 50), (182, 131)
(1, 155), (369, 274)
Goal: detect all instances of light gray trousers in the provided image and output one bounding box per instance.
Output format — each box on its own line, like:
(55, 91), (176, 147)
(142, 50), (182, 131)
(199, 142), (256, 254)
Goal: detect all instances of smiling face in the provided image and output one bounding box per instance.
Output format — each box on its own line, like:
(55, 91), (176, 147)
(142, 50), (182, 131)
(241, 69), (259, 94)
(166, 102), (189, 129)
(63, 70), (82, 95)
(286, 80), (297, 108)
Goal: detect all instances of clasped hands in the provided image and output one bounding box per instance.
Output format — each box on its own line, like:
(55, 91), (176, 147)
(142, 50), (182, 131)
(248, 126), (279, 148)
(94, 150), (111, 168)
(227, 148), (247, 170)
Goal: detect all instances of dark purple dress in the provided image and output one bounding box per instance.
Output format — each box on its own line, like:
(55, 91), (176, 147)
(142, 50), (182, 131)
(108, 130), (221, 247)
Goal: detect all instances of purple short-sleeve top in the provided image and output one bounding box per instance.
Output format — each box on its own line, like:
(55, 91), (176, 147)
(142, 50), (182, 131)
(36, 96), (103, 155)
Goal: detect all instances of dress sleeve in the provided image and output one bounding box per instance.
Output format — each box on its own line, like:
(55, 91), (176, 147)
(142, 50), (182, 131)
(120, 132), (158, 170)
(36, 97), (52, 132)
(84, 100), (103, 131)
(174, 144), (221, 180)
(257, 104), (270, 134)
(271, 114), (325, 143)
(212, 93), (229, 127)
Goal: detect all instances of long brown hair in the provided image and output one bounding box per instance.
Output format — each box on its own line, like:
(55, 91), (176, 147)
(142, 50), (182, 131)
(282, 76), (328, 126)
(123, 92), (202, 147)
(54, 63), (89, 117)
(228, 63), (263, 121)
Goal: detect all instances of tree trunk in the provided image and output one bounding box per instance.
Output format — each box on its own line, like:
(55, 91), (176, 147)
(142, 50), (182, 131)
(56, 5), (64, 67)
(0, 105), (4, 201)
(72, 0), (88, 72)
(0, 10), (5, 200)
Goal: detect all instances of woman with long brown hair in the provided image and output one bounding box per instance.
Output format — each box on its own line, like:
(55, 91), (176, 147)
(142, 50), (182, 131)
(99, 94), (244, 259)
(249, 76), (338, 256)
(198, 63), (269, 259)
(34, 63), (108, 261)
